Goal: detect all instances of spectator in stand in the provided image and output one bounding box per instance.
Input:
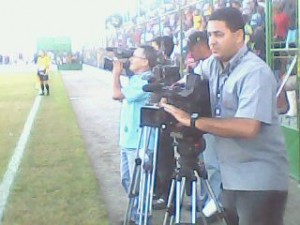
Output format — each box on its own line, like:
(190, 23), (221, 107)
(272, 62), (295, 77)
(242, 0), (254, 17)
(231, 0), (242, 11)
(214, 0), (226, 10)
(257, 0), (265, 8)
(193, 9), (203, 31)
(250, 1), (263, 30)
(203, 2), (212, 20)
(252, 24), (266, 61)
(285, 7), (297, 49)
(243, 14), (254, 48)
(273, 2), (290, 41)
(134, 28), (142, 46)
(184, 8), (194, 31)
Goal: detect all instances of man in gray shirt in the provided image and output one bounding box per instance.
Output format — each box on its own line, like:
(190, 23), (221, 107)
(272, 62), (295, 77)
(162, 7), (289, 225)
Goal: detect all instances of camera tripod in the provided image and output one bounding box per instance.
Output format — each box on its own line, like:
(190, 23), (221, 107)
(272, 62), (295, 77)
(123, 123), (160, 225)
(162, 133), (228, 225)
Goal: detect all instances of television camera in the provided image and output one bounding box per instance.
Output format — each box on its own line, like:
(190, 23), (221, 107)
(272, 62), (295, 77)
(141, 64), (212, 157)
(103, 47), (136, 75)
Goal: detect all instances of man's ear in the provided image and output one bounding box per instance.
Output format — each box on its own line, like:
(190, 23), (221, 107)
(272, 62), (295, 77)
(235, 29), (244, 45)
(144, 59), (150, 69)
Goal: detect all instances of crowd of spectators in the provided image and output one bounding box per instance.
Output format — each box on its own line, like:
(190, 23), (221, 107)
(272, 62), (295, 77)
(105, 0), (297, 65)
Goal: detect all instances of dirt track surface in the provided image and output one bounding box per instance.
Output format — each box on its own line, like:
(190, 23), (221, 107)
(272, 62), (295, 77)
(61, 66), (126, 225)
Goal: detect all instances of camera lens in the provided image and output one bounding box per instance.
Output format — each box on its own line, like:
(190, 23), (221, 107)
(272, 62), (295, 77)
(103, 57), (113, 71)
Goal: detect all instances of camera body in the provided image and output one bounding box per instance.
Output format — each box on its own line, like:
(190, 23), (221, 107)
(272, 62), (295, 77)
(142, 69), (211, 131)
(103, 47), (135, 75)
(141, 64), (211, 157)
(106, 47), (135, 59)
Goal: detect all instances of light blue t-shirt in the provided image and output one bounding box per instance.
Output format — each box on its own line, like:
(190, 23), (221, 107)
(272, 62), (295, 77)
(197, 45), (289, 191)
(119, 71), (152, 149)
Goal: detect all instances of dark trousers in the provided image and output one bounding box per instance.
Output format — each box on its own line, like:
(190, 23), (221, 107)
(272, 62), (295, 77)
(154, 129), (175, 199)
(221, 189), (288, 225)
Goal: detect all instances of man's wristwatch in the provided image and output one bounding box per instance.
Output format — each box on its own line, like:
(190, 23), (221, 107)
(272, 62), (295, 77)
(190, 113), (199, 128)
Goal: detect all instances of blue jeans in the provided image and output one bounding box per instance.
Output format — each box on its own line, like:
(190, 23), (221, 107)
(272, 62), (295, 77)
(121, 148), (139, 223)
(121, 148), (137, 193)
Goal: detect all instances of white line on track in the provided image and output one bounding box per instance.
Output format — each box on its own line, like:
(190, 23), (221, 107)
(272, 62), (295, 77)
(0, 95), (42, 223)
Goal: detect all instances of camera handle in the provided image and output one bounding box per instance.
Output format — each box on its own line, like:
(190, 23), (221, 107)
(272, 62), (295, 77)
(162, 137), (229, 225)
(123, 125), (160, 225)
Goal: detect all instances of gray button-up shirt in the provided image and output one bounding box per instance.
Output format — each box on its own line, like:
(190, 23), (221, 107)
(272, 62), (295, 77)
(197, 45), (289, 191)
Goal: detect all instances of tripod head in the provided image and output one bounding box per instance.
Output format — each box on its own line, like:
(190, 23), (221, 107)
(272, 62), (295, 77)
(169, 130), (209, 197)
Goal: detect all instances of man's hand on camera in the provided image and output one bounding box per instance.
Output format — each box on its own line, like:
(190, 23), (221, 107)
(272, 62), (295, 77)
(161, 102), (190, 127)
(112, 60), (123, 76)
(112, 60), (125, 101)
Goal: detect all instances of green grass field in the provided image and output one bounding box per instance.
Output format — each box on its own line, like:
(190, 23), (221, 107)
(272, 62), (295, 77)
(0, 72), (108, 225)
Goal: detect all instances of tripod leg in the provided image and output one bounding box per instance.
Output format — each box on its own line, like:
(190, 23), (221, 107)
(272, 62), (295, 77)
(143, 172), (152, 225)
(163, 178), (175, 225)
(138, 153), (148, 223)
(191, 176), (197, 224)
(138, 126), (156, 225)
(142, 127), (160, 225)
(148, 128), (160, 216)
(124, 157), (143, 224)
(190, 173), (210, 225)
(180, 177), (186, 204)
(175, 176), (184, 224)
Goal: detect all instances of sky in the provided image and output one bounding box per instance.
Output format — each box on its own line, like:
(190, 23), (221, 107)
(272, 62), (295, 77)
(0, 0), (134, 56)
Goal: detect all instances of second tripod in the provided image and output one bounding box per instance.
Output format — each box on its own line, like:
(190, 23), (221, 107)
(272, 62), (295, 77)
(123, 123), (160, 225)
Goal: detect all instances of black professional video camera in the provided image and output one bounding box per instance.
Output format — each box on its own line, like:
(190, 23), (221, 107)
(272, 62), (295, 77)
(144, 64), (181, 99)
(141, 65), (211, 157)
(141, 67), (211, 129)
(103, 47), (136, 75)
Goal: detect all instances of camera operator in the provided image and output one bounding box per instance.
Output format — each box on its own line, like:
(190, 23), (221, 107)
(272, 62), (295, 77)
(149, 35), (176, 210)
(187, 31), (223, 217)
(151, 35), (175, 64)
(112, 45), (158, 225)
(162, 7), (289, 225)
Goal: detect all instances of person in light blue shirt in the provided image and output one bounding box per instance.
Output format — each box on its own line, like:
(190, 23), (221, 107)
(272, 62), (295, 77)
(162, 7), (288, 225)
(112, 45), (158, 224)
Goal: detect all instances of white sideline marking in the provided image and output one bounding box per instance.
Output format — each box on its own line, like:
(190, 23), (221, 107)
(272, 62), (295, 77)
(0, 95), (42, 223)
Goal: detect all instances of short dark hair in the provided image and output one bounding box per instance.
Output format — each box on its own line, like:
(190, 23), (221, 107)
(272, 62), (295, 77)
(209, 7), (245, 35)
(187, 31), (209, 50)
(140, 45), (158, 69)
(151, 36), (174, 57)
(231, 0), (241, 8)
